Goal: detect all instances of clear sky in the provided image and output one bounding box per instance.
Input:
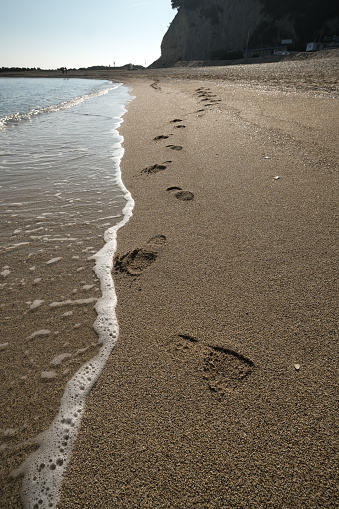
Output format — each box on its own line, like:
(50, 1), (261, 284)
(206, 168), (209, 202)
(0, 0), (176, 69)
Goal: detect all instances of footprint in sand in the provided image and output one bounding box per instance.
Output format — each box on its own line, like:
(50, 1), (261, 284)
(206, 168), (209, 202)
(170, 119), (183, 123)
(166, 144), (183, 151)
(175, 191), (194, 201)
(114, 235), (167, 276)
(167, 334), (255, 400)
(167, 187), (194, 201)
(174, 125), (186, 129)
(141, 162), (172, 175)
(166, 334), (198, 360)
(203, 346), (254, 399)
(154, 135), (171, 141)
(150, 80), (161, 90)
(195, 89), (221, 106)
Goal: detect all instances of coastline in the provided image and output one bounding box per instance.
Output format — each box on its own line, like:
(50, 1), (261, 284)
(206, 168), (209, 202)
(1, 54), (338, 507)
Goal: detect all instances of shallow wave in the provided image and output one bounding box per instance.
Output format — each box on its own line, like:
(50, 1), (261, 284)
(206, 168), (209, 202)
(0, 84), (119, 130)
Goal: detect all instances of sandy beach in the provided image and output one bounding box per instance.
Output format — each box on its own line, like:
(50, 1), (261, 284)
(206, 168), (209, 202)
(1, 51), (338, 507)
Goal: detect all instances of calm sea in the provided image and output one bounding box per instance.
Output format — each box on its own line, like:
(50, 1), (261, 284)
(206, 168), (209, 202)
(0, 78), (132, 241)
(0, 77), (134, 508)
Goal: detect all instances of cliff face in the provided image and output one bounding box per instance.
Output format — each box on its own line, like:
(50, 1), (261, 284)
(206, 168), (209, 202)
(154, 0), (339, 66)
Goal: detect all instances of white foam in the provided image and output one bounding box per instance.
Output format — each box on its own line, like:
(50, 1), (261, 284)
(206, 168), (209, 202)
(48, 238), (77, 242)
(27, 330), (51, 340)
(16, 83), (134, 509)
(46, 257), (62, 265)
(49, 298), (97, 308)
(1, 242), (29, 253)
(30, 300), (44, 310)
(41, 371), (57, 380)
(50, 353), (72, 366)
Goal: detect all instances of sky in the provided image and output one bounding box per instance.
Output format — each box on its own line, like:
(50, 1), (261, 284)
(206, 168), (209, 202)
(0, 0), (176, 69)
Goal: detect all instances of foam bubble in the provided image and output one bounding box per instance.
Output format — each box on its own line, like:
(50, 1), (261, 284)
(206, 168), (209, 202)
(27, 330), (51, 340)
(46, 258), (62, 265)
(50, 353), (72, 366)
(49, 298), (97, 308)
(41, 371), (57, 380)
(30, 300), (44, 310)
(82, 285), (94, 291)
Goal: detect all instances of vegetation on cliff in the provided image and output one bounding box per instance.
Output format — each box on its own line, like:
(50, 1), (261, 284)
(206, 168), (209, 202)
(170, 0), (338, 50)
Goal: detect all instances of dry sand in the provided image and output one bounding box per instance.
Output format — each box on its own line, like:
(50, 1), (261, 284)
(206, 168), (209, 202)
(1, 52), (338, 507)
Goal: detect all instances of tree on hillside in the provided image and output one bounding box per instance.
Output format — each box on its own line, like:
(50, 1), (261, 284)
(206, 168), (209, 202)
(171, 0), (184, 8)
(171, 0), (205, 9)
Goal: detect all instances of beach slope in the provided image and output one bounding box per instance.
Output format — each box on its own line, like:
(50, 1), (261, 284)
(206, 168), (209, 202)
(58, 59), (338, 508)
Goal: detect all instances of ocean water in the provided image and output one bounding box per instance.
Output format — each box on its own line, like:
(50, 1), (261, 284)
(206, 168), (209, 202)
(0, 78), (132, 236)
(0, 78), (133, 507)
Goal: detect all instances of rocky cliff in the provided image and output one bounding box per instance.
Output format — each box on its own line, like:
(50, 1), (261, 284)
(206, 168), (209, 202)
(153, 0), (339, 66)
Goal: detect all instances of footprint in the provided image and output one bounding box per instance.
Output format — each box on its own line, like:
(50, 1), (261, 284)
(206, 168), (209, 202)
(203, 346), (254, 399)
(146, 234), (167, 249)
(167, 187), (194, 201)
(174, 125), (186, 129)
(166, 335), (254, 400)
(166, 334), (199, 361)
(154, 135), (170, 141)
(141, 162), (171, 175)
(175, 191), (194, 201)
(114, 235), (167, 276)
(166, 186), (182, 191)
(150, 80), (161, 90)
(171, 119), (183, 123)
(166, 145), (183, 151)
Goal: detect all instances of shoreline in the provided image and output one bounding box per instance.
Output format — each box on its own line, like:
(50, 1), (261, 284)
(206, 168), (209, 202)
(1, 47), (338, 98)
(1, 55), (338, 507)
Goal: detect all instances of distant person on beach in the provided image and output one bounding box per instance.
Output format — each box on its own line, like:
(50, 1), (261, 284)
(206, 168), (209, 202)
(65, 67), (67, 75)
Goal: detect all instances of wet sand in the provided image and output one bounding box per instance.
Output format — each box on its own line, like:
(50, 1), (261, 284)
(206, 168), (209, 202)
(1, 52), (338, 507)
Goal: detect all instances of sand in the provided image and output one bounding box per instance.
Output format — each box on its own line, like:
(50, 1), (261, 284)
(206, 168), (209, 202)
(1, 52), (338, 507)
